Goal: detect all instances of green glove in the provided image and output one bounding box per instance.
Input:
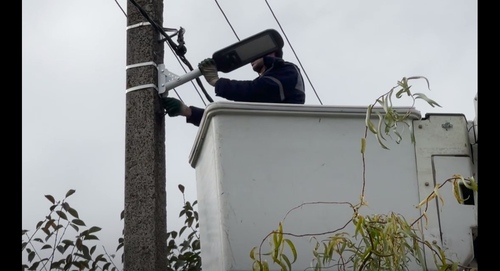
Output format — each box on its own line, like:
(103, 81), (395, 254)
(161, 97), (184, 117)
(198, 58), (219, 86)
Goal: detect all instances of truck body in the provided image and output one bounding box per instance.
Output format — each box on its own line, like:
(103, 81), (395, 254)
(188, 99), (478, 271)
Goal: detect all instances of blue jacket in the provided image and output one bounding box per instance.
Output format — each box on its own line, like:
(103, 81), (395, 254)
(186, 56), (306, 126)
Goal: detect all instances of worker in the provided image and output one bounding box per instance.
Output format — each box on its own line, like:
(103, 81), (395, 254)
(160, 48), (305, 127)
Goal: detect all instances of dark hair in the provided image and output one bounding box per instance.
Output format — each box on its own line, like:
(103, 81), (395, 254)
(274, 48), (283, 58)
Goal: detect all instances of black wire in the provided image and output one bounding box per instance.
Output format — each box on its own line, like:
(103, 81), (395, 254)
(127, 0), (175, 49)
(172, 89), (184, 103)
(214, 0), (240, 41)
(114, 0), (127, 17)
(264, 0), (323, 105)
(165, 40), (208, 106)
(467, 123), (478, 145)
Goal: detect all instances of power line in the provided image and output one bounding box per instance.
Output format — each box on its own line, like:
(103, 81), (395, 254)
(214, 0), (240, 41)
(263, 0), (323, 105)
(166, 45), (208, 106)
(114, 0), (127, 17)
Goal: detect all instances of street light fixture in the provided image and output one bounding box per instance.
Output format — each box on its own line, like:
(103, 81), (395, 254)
(159, 29), (284, 94)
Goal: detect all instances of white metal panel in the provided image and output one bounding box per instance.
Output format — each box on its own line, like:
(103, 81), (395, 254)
(412, 114), (474, 268)
(432, 156), (476, 265)
(193, 122), (229, 270)
(191, 102), (430, 271)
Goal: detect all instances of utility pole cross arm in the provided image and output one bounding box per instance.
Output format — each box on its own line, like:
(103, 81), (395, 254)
(158, 64), (202, 95)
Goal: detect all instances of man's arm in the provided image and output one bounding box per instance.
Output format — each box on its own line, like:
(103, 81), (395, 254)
(214, 77), (284, 103)
(161, 97), (205, 127)
(186, 106), (205, 127)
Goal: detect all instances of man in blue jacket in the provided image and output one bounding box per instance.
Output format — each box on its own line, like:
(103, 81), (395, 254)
(161, 49), (305, 127)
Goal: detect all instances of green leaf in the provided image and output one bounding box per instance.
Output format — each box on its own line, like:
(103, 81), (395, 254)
(250, 247), (258, 260)
(88, 226), (102, 234)
(413, 92), (441, 107)
(56, 210), (68, 220)
(180, 225), (187, 236)
(376, 112), (387, 141)
(28, 251), (35, 262)
(409, 123), (416, 143)
(64, 255), (72, 269)
(178, 184), (185, 193)
(395, 87), (406, 98)
(72, 219), (86, 226)
(282, 253), (292, 270)
(56, 245), (66, 254)
(179, 209), (186, 217)
(375, 115), (389, 150)
(82, 244), (91, 259)
(277, 222), (283, 244)
(252, 260), (263, 271)
(65, 189), (76, 198)
(192, 239), (201, 250)
(382, 94), (391, 114)
(50, 260), (64, 270)
(361, 138), (366, 154)
(41, 244), (52, 250)
(95, 254), (105, 262)
(84, 234), (99, 240)
(35, 221), (43, 230)
(284, 239), (297, 263)
(41, 227), (50, 236)
(187, 217), (194, 227)
(365, 105), (378, 134)
(61, 202), (70, 211)
(29, 262), (40, 270)
(45, 195), (55, 204)
(407, 76), (430, 90)
(273, 256), (288, 271)
(354, 215), (364, 237)
(68, 207), (79, 218)
(262, 261), (269, 271)
(43, 219), (55, 231)
(76, 238), (83, 250)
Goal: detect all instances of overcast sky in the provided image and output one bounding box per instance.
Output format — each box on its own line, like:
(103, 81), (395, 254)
(22, 0), (477, 268)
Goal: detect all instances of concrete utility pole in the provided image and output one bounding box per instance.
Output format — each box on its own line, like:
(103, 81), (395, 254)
(124, 0), (166, 270)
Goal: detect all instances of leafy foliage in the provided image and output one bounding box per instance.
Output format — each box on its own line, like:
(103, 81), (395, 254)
(22, 189), (121, 271)
(164, 184), (202, 271)
(364, 76), (440, 150)
(23, 185), (202, 271)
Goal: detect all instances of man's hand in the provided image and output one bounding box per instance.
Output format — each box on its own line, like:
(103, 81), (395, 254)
(161, 97), (191, 117)
(198, 58), (219, 86)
